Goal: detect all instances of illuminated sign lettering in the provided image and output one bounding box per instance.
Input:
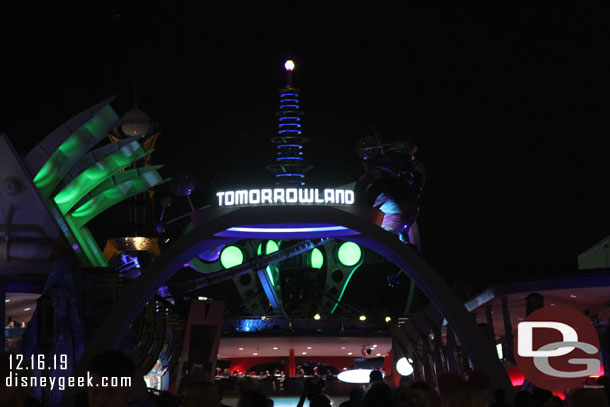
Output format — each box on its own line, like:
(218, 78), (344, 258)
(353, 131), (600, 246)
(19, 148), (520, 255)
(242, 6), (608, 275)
(216, 188), (354, 207)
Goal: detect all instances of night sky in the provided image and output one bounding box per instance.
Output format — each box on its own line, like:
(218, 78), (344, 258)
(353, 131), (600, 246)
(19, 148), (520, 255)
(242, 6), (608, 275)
(2, 3), (609, 296)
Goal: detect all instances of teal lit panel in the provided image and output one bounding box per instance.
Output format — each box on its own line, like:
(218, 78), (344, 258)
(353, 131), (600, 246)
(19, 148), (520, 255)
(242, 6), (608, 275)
(33, 106), (119, 199)
(54, 140), (151, 215)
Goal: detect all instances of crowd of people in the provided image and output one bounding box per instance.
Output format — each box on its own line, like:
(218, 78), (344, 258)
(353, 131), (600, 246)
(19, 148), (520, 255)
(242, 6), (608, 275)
(5, 317), (27, 328)
(178, 368), (610, 407)
(2, 350), (610, 407)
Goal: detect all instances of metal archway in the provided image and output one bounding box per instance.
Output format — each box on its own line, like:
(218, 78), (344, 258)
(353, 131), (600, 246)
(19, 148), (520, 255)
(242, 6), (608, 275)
(71, 205), (512, 395)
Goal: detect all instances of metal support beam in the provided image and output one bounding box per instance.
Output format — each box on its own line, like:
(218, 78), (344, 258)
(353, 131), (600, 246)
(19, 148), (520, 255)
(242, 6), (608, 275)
(257, 265), (288, 318)
(412, 315), (440, 388)
(175, 300), (225, 386)
(393, 324), (426, 382)
(409, 322), (435, 388)
(174, 238), (331, 294)
(501, 296), (515, 363)
(445, 326), (461, 376)
(486, 305), (496, 343)
(403, 278), (416, 316)
(423, 307), (448, 375)
(0, 279), (5, 350)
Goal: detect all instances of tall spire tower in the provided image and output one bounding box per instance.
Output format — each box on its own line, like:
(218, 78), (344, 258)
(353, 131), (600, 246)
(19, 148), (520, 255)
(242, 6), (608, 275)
(266, 60), (313, 186)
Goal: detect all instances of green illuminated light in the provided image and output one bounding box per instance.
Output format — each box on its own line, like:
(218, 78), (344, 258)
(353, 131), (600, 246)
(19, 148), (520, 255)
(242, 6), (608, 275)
(266, 240), (279, 254)
(188, 257), (218, 273)
(54, 141), (149, 214)
(33, 106), (118, 199)
(337, 242), (362, 267)
(50, 205), (108, 267)
(220, 246), (244, 269)
(330, 263), (361, 314)
(256, 241), (279, 288)
(69, 166), (166, 227)
(57, 133), (85, 155)
(310, 248), (324, 269)
(258, 240), (279, 256)
(266, 266), (275, 286)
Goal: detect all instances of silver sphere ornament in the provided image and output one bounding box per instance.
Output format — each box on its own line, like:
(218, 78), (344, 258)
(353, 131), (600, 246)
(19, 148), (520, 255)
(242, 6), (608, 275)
(119, 109), (153, 137)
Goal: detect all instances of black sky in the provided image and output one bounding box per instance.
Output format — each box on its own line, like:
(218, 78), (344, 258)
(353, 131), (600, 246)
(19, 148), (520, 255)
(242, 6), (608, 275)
(1, 3), (610, 295)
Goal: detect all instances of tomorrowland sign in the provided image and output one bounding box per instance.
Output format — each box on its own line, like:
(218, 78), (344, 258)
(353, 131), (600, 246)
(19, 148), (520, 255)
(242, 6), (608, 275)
(215, 188), (355, 207)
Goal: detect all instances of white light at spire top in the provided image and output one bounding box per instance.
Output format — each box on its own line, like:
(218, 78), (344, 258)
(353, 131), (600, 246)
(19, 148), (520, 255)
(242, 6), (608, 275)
(284, 60), (295, 71)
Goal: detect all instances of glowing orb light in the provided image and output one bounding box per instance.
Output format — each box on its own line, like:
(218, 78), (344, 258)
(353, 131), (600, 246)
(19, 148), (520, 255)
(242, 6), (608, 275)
(338, 241), (362, 266)
(284, 60), (295, 71)
(220, 245), (244, 269)
(338, 369), (384, 384)
(310, 247), (324, 269)
(396, 357), (414, 376)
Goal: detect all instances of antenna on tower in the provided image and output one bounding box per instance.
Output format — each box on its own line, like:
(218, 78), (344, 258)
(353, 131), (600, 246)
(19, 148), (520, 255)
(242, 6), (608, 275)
(266, 59), (313, 186)
(133, 63), (138, 109)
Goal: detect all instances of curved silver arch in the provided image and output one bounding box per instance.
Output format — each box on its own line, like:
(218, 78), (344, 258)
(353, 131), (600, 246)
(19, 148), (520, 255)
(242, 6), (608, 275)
(72, 205), (511, 395)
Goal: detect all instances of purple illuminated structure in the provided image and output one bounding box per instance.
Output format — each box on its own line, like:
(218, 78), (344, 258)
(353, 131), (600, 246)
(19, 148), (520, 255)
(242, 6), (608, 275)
(266, 60), (313, 186)
(216, 224), (351, 239)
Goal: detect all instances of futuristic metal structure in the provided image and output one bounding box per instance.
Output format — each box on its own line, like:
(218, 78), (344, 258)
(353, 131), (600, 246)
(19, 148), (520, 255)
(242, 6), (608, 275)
(18, 98), (168, 268)
(266, 60), (313, 186)
(73, 205), (513, 399)
(1, 98), (173, 406)
(1, 61), (518, 407)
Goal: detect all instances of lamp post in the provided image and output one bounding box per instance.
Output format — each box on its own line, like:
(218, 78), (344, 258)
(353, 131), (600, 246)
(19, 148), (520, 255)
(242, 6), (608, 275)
(36, 295), (55, 407)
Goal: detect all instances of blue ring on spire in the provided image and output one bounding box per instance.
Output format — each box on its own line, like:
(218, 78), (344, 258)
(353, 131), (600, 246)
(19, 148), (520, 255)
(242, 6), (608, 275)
(276, 174), (305, 178)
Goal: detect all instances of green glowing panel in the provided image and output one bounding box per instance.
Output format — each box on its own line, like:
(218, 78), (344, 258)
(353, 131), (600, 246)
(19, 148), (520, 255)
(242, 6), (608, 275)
(310, 248), (324, 269)
(188, 257), (219, 274)
(70, 222), (109, 267)
(258, 240), (279, 256)
(266, 240), (279, 254)
(54, 140), (150, 214)
(33, 106), (119, 199)
(266, 266), (275, 286)
(49, 205), (108, 267)
(220, 246), (244, 269)
(337, 241), (362, 267)
(69, 166), (166, 228)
